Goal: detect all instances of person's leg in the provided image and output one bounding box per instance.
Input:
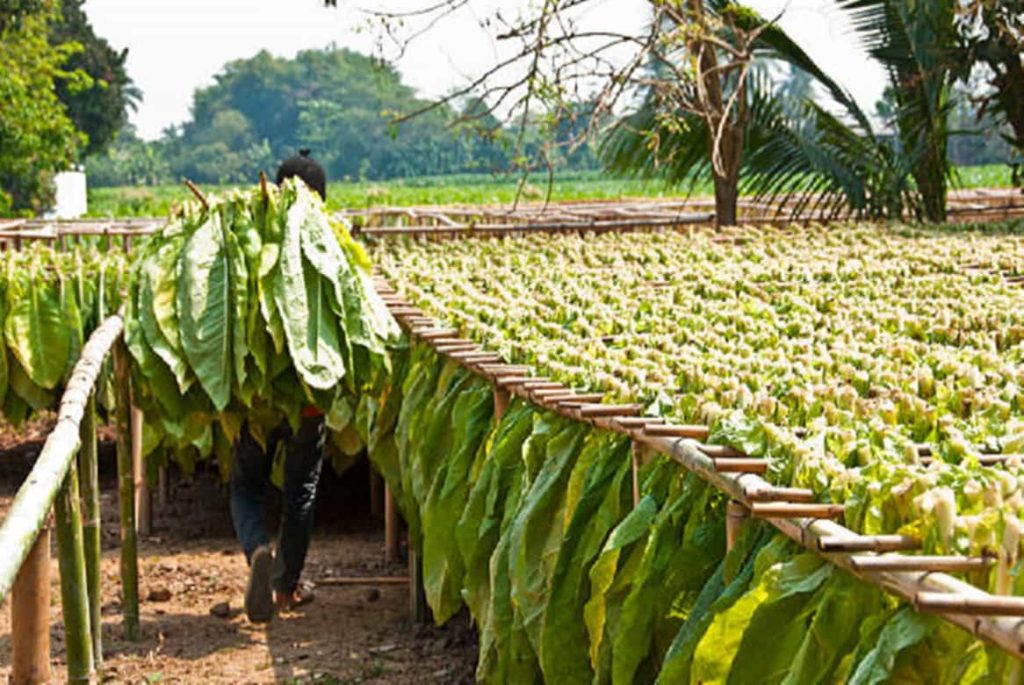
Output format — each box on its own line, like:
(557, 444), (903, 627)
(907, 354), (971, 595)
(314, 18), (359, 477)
(229, 422), (273, 562)
(272, 414), (325, 596)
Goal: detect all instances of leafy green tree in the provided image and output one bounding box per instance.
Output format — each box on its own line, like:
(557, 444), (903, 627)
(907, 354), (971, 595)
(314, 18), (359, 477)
(0, 1), (85, 215)
(48, 0), (139, 156)
(954, 0), (1024, 185)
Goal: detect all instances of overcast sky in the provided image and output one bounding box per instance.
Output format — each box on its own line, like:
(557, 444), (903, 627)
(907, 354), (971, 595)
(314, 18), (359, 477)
(84, 0), (887, 141)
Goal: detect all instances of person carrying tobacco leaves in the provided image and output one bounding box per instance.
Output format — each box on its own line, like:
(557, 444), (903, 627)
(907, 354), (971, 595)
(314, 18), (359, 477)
(232, 148), (328, 623)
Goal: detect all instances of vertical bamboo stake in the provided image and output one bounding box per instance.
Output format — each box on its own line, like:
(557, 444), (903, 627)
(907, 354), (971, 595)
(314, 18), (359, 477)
(631, 442), (642, 507)
(11, 527), (51, 685)
(408, 548), (428, 624)
(53, 462), (96, 684)
(131, 406), (151, 537)
(369, 470), (384, 518)
(157, 466), (168, 510)
(493, 387), (510, 422)
(726, 501), (750, 552)
(384, 485), (399, 564)
(112, 339), (139, 641)
(78, 396), (102, 666)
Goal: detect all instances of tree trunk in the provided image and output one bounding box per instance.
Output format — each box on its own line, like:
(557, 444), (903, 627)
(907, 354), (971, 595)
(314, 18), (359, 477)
(713, 172), (739, 227)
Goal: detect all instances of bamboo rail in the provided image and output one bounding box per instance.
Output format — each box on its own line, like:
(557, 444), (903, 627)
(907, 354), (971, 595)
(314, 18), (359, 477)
(0, 314), (129, 682)
(375, 281), (1024, 658)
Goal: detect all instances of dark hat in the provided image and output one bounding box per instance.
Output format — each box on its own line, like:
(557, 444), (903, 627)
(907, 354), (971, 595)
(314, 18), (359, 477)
(276, 148), (327, 200)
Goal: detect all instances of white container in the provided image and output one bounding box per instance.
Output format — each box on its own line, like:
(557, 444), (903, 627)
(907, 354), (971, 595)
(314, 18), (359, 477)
(48, 169), (88, 219)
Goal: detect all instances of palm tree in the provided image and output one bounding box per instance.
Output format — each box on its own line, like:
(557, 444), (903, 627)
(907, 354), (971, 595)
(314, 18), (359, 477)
(604, 0), (959, 223)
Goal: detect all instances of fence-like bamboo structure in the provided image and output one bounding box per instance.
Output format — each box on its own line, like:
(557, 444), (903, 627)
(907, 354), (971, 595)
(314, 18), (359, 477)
(374, 281), (1024, 658)
(0, 315), (141, 683)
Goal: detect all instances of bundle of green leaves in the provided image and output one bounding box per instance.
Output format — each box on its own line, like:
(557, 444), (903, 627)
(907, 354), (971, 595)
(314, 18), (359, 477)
(0, 244), (127, 424)
(125, 179), (398, 475)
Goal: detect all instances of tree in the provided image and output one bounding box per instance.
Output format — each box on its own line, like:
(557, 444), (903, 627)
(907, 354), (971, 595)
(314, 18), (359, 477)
(353, 1), (771, 226)
(48, 0), (139, 156)
(954, 0), (1024, 187)
(0, 1), (85, 215)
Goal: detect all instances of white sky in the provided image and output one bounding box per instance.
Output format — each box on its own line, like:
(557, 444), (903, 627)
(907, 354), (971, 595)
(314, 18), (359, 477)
(84, 0), (887, 141)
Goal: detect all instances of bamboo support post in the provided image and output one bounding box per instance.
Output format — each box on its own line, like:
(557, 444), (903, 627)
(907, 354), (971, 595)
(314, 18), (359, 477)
(384, 484), (399, 565)
(750, 502), (845, 520)
(11, 528), (50, 685)
(850, 555), (995, 574)
(78, 396), (102, 666)
(408, 548), (428, 624)
(915, 592), (1024, 616)
(157, 466), (169, 510)
(631, 442), (642, 507)
(493, 387), (510, 422)
(53, 462), (96, 684)
(131, 406), (151, 537)
(817, 535), (920, 553)
(726, 501), (750, 552)
(369, 469), (384, 518)
(112, 339), (140, 640)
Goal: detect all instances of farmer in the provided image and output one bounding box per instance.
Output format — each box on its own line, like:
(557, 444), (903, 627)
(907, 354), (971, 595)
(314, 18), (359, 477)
(232, 149), (327, 623)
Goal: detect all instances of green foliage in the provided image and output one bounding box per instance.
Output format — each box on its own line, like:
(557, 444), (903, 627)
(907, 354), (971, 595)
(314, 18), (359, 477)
(0, 2), (85, 215)
(124, 179), (398, 472)
(365, 342), (1008, 684)
(0, 244), (127, 423)
(48, 0), (137, 156)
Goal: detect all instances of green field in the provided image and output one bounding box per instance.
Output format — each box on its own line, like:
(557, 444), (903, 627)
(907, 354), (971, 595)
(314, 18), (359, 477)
(85, 165), (1018, 218)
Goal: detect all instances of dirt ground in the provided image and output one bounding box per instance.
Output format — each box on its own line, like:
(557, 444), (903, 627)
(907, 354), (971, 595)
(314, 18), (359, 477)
(0, 424), (477, 684)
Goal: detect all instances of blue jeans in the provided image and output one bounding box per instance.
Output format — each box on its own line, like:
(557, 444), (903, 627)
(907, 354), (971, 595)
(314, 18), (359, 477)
(230, 416), (324, 593)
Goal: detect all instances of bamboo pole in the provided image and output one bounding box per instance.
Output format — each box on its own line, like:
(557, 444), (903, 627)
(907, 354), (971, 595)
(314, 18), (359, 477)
(384, 485), (399, 564)
(713, 458), (768, 474)
(53, 461), (96, 684)
(11, 527), (50, 685)
(131, 406), (151, 537)
(112, 338), (140, 641)
(726, 501), (749, 552)
(0, 314), (123, 602)
(493, 387), (510, 422)
(317, 576), (409, 586)
(78, 396), (102, 666)
(749, 503), (845, 520)
(576, 403), (643, 418)
(817, 535), (920, 553)
(850, 555), (995, 573)
(643, 424), (711, 440)
(408, 548), (428, 624)
(915, 592), (1024, 616)
(157, 466), (169, 510)
(369, 469), (384, 518)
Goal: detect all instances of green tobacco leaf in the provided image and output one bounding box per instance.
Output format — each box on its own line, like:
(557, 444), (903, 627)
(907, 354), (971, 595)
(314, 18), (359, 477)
(585, 493), (659, 674)
(539, 432), (631, 685)
(421, 381), (493, 623)
(847, 607), (935, 685)
(5, 277), (73, 389)
(177, 213), (233, 411)
(274, 191), (346, 390)
(456, 401), (534, 626)
(508, 417), (589, 657)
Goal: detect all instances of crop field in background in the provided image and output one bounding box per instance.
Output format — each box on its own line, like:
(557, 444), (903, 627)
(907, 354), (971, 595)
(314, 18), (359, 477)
(86, 165), (1019, 218)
